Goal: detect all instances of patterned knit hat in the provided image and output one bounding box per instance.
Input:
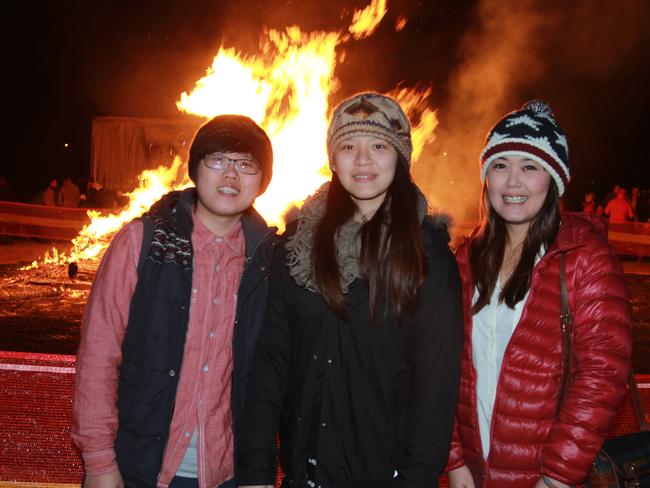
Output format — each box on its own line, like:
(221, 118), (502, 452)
(188, 114), (273, 193)
(327, 92), (413, 168)
(480, 100), (570, 195)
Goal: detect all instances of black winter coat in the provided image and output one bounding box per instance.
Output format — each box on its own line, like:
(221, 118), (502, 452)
(236, 218), (463, 488)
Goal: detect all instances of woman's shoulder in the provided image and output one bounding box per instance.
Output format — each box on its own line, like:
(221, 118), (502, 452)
(564, 215), (625, 275)
(421, 213), (452, 245)
(420, 214), (462, 272)
(556, 212), (611, 253)
(454, 237), (472, 264)
(281, 218), (299, 239)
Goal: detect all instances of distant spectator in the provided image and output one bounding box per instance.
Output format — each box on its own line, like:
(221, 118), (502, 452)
(42, 178), (58, 206)
(82, 179), (116, 209)
(0, 176), (15, 201)
(602, 183), (620, 209)
(114, 190), (129, 208)
(58, 176), (81, 207)
(604, 188), (634, 223)
(582, 192), (602, 215)
(81, 179), (98, 207)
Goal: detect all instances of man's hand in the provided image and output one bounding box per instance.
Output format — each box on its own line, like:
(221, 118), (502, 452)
(84, 470), (124, 488)
(447, 465), (476, 488)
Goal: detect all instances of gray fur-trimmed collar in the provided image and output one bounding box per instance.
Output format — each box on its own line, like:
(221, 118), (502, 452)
(285, 182), (432, 293)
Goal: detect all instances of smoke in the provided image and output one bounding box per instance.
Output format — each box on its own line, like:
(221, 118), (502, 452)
(412, 0), (650, 233)
(412, 0), (556, 229)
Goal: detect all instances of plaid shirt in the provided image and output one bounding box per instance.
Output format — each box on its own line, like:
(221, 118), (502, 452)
(72, 212), (244, 488)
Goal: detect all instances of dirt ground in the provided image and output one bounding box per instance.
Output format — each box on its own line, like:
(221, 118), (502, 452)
(1, 237), (650, 372)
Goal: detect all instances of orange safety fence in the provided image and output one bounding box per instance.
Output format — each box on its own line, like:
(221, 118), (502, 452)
(1, 351), (649, 487)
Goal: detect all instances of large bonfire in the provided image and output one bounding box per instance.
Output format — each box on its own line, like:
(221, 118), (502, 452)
(23, 0), (437, 272)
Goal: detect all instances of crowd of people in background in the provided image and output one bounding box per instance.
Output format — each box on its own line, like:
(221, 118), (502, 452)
(28, 177), (125, 209)
(583, 184), (650, 223)
(37, 176), (82, 208)
(0, 176), (128, 210)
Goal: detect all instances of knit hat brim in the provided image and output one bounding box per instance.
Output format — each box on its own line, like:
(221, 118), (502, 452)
(481, 140), (570, 196)
(327, 93), (413, 168)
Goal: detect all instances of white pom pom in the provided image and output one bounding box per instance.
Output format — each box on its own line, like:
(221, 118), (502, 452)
(522, 99), (555, 120)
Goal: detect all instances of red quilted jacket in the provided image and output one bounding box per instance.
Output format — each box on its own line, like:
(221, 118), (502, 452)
(447, 213), (633, 487)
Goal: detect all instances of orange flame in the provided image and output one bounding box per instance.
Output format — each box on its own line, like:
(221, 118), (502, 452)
(395, 15), (408, 32)
(349, 0), (388, 39)
(388, 86), (438, 162)
(178, 26), (339, 228)
(25, 0), (438, 271)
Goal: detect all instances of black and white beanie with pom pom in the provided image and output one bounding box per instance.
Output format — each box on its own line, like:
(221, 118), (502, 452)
(480, 100), (570, 196)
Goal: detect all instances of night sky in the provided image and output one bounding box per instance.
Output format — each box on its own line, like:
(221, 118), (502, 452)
(6, 0), (650, 214)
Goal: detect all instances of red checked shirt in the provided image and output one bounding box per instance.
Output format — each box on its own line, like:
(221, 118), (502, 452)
(72, 212), (245, 488)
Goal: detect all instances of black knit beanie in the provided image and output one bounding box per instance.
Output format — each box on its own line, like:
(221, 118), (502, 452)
(188, 114), (273, 193)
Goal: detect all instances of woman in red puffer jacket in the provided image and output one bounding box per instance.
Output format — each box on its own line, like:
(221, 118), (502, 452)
(446, 100), (633, 488)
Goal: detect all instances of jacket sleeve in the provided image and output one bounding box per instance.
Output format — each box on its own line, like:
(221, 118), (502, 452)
(539, 238), (633, 484)
(396, 237), (464, 487)
(445, 242), (471, 472)
(445, 419), (466, 471)
(236, 242), (292, 486)
(70, 220), (142, 475)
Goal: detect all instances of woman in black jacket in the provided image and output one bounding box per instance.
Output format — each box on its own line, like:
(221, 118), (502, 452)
(237, 92), (463, 488)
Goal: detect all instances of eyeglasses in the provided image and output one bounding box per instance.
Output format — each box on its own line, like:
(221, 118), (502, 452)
(202, 153), (261, 175)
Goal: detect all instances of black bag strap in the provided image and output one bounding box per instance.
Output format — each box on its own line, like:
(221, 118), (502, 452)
(556, 252), (648, 432)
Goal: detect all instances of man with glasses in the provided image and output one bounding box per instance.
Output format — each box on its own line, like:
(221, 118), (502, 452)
(72, 115), (278, 488)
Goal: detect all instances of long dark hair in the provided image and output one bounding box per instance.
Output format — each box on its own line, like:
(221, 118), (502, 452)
(470, 181), (561, 314)
(312, 160), (427, 322)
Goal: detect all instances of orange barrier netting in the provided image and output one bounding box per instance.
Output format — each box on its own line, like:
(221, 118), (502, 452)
(0, 352), (82, 485)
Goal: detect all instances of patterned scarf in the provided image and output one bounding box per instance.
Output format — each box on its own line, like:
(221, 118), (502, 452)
(285, 182), (429, 293)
